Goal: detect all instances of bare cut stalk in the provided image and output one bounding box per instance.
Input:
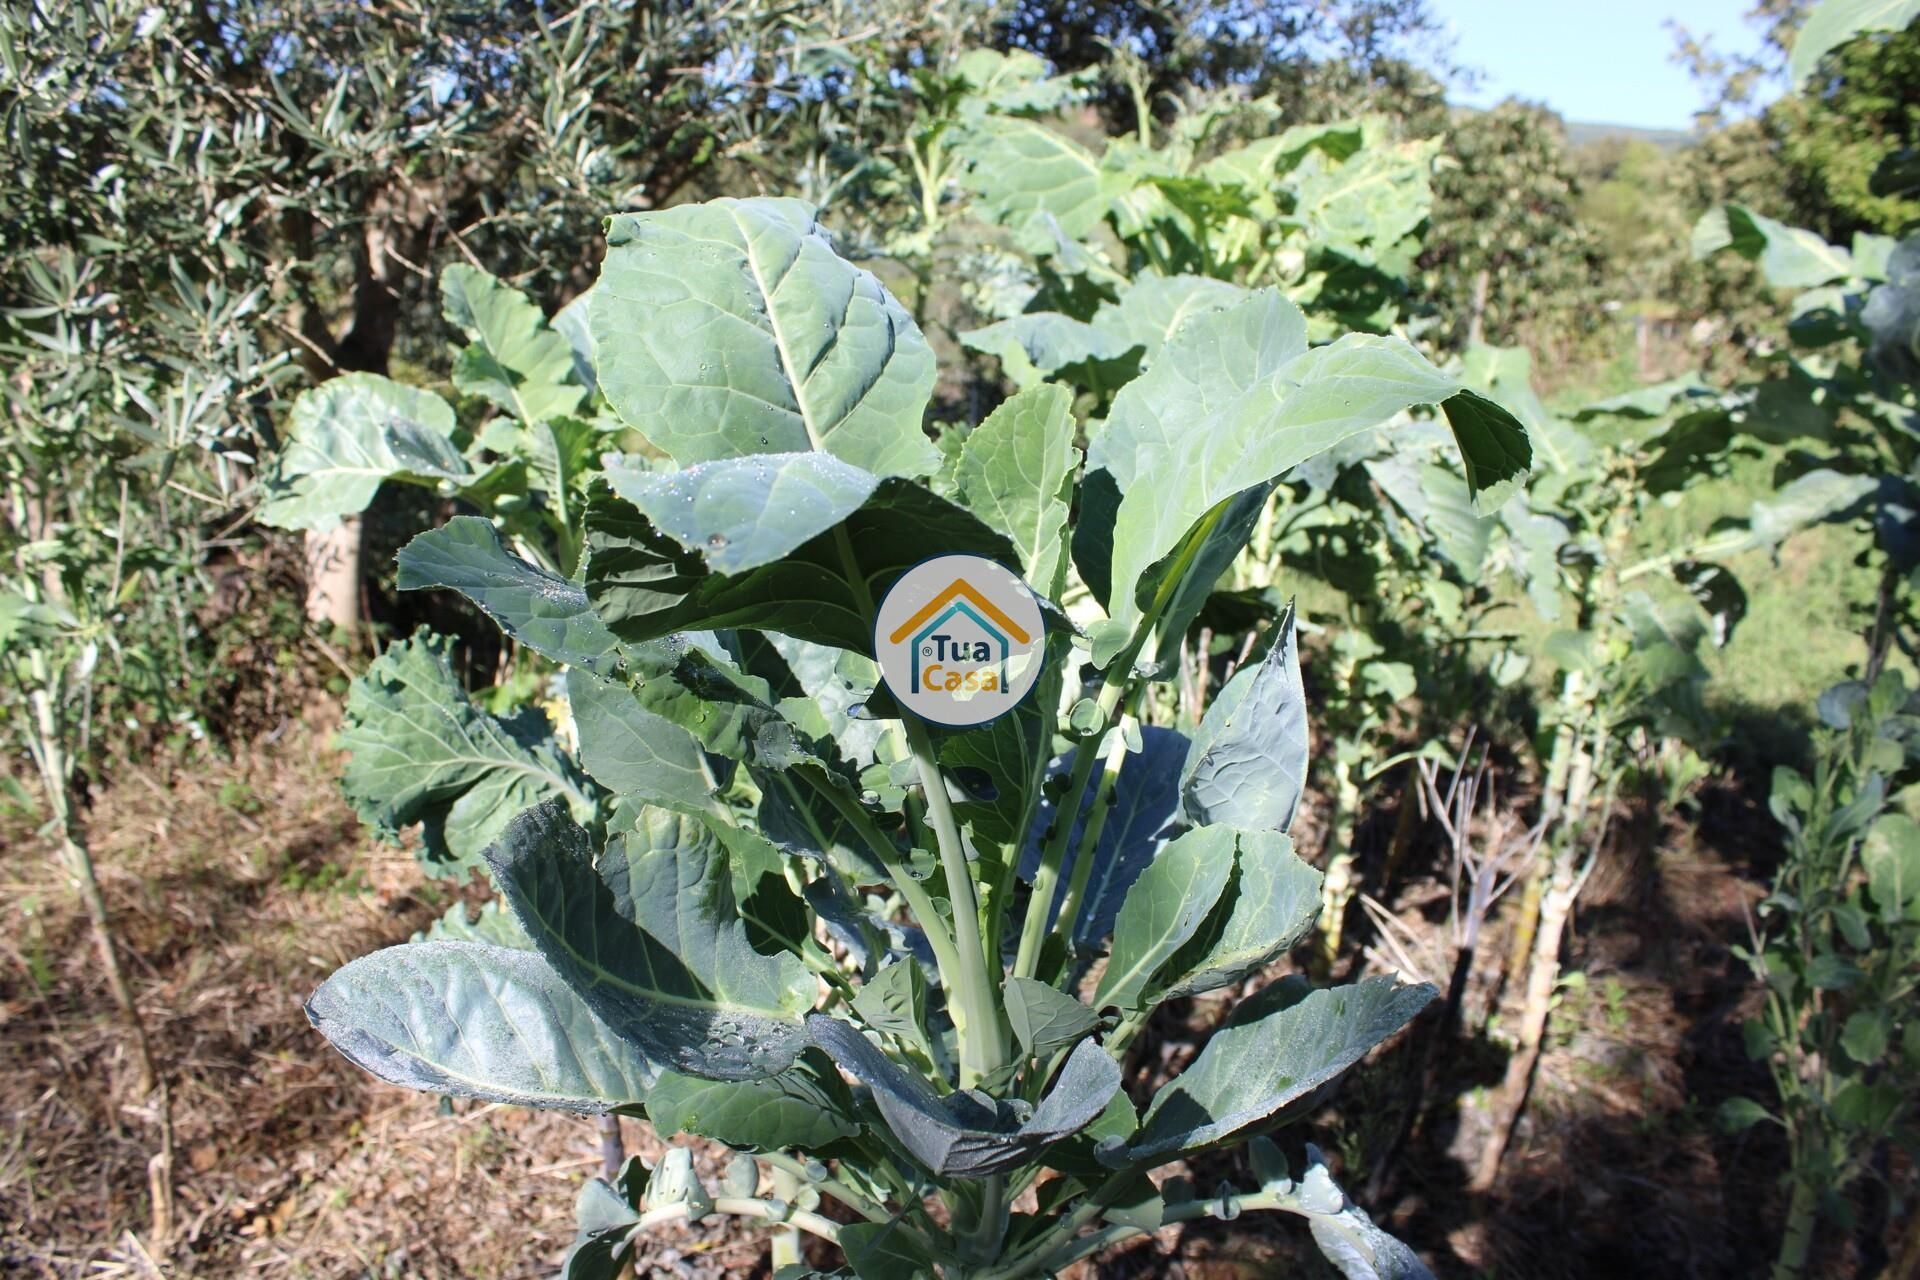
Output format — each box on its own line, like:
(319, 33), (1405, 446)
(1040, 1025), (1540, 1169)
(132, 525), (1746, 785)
(1316, 758), (1362, 968)
(1472, 819), (1600, 1193)
(303, 518), (363, 636)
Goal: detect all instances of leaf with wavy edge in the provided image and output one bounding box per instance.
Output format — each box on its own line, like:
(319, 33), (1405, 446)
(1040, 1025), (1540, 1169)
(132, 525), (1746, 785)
(442, 263), (586, 424)
(1128, 975), (1435, 1162)
(1094, 826), (1236, 1012)
(306, 941), (656, 1112)
(1156, 831), (1322, 1000)
(338, 632), (593, 875)
(807, 1016), (1121, 1177)
(590, 197), (938, 478)
(1180, 603), (1308, 832)
(487, 800), (814, 1082)
(1089, 292), (1527, 665)
(397, 517), (621, 674)
(259, 373), (468, 532)
(600, 452), (879, 576)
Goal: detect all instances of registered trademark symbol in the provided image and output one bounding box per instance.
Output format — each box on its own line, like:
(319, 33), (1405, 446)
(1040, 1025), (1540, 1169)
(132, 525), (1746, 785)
(875, 554), (1046, 728)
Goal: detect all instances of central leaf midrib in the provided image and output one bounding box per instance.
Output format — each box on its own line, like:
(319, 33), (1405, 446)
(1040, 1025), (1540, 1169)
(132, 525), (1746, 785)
(731, 208), (828, 454)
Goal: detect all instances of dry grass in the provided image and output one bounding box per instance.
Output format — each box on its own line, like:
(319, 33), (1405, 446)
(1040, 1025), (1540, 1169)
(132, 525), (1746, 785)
(0, 710), (775, 1279)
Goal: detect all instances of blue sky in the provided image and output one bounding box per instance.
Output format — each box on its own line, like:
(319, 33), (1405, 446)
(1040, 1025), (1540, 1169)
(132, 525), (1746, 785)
(1436, 0), (1771, 130)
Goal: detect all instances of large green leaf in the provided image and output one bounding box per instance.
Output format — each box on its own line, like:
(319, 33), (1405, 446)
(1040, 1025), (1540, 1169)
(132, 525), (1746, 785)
(567, 667), (715, 817)
(1088, 291), (1526, 663)
(1022, 726), (1189, 946)
(338, 632), (593, 875)
(589, 197), (938, 478)
(1367, 453), (1496, 576)
(1789, 0), (1920, 85)
(259, 373), (467, 531)
(645, 1053), (860, 1150)
(1128, 975), (1435, 1162)
(954, 117), (1112, 253)
(583, 478), (1018, 652)
(1180, 604), (1308, 832)
(1003, 976), (1100, 1058)
(600, 452), (879, 575)
(959, 314), (1136, 389)
(1439, 390), (1532, 511)
(1284, 137), (1439, 255)
(1089, 274), (1249, 365)
(1157, 832), (1322, 999)
(953, 383), (1078, 591)
(1720, 468), (1876, 555)
(396, 517), (621, 675)
(487, 801), (815, 1081)
(442, 264), (586, 424)
(807, 1016), (1121, 1177)
(1693, 205), (1855, 289)
(1094, 826), (1237, 1012)
(306, 941), (655, 1112)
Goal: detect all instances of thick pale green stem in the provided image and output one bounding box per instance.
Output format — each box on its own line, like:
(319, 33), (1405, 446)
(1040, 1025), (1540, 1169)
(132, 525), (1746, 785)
(1772, 1173), (1820, 1280)
(1012, 499), (1232, 978)
(902, 713), (1009, 1087)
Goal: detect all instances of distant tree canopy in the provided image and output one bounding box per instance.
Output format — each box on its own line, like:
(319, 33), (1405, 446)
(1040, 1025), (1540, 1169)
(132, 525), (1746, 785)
(1418, 101), (1609, 354)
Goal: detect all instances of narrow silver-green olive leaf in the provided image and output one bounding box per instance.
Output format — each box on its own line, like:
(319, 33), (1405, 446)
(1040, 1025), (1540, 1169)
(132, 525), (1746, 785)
(305, 941), (656, 1112)
(589, 197), (938, 478)
(953, 383), (1078, 591)
(1289, 1143), (1436, 1280)
(601, 452), (881, 575)
(583, 478), (1019, 653)
(259, 373), (468, 531)
(338, 632), (594, 875)
(1022, 726), (1189, 945)
(1156, 832), (1322, 1000)
(645, 1054), (860, 1151)
(1790, 0), (1920, 85)
(487, 800), (815, 1082)
(441, 263), (586, 424)
(1180, 603), (1308, 831)
(1094, 826), (1237, 1013)
(567, 667), (714, 817)
(1003, 975), (1099, 1058)
(954, 116), (1112, 252)
(807, 1017), (1122, 1178)
(1691, 204), (1855, 288)
(396, 517), (621, 674)
(1089, 274), (1249, 365)
(1128, 975), (1436, 1163)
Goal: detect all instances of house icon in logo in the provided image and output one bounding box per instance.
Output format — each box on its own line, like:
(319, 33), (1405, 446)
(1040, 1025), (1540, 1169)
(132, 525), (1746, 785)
(887, 579), (1034, 695)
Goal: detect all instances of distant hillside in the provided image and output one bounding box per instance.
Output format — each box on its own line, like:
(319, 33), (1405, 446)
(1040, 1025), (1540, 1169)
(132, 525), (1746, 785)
(1562, 119), (1693, 151)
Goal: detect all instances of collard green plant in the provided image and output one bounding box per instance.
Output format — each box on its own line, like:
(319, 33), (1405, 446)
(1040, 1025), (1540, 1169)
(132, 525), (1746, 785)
(306, 195), (1535, 1277)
